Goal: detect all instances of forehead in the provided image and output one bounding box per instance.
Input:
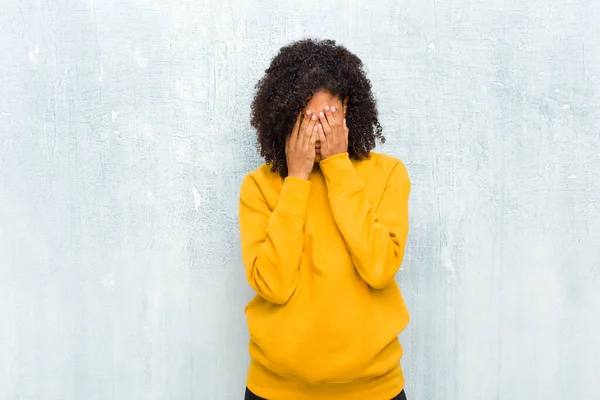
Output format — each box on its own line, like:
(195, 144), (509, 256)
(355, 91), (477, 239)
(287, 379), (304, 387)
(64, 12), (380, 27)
(304, 90), (342, 111)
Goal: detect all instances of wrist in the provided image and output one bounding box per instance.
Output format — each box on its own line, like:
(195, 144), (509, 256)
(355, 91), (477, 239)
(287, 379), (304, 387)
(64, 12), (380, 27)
(321, 148), (347, 160)
(319, 152), (360, 194)
(278, 176), (312, 219)
(288, 171), (310, 180)
(319, 151), (349, 163)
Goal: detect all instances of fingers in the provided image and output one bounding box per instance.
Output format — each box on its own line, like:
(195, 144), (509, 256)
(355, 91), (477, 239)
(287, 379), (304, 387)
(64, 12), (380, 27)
(288, 111), (303, 149)
(330, 106), (340, 125)
(324, 105), (339, 129)
(343, 117), (349, 138)
(300, 113), (318, 149)
(307, 114), (318, 135)
(297, 110), (311, 141)
(296, 110), (310, 149)
(317, 122), (326, 143)
(318, 110), (331, 137)
(307, 125), (318, 152)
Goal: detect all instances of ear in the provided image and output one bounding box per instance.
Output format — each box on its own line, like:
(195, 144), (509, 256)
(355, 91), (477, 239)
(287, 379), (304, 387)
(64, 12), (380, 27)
(343, 97), (349, 115)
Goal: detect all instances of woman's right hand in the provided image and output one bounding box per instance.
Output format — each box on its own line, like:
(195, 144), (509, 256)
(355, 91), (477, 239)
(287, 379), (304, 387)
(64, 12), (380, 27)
(285, 110), (318, 179)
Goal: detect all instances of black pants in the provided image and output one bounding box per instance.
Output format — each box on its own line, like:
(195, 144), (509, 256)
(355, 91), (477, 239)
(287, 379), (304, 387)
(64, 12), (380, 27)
(245, 387), (407, 400)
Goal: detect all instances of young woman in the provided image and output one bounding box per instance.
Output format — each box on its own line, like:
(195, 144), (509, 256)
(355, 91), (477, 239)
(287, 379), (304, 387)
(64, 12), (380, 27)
(239, 39), (411, 400)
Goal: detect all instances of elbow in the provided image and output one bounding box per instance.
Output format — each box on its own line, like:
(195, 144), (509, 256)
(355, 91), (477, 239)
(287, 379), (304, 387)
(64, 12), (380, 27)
(266, 285), (297, 305)
(360, 256), (403, 289)
(249, 264), (298, 305)
(364, 271), (396, 289)
(356, 233), (408, 289)
(366, 240), (408, 289)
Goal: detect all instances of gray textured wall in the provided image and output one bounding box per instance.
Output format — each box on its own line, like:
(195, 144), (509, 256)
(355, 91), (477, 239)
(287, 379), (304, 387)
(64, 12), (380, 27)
(1, 0), (599, 399)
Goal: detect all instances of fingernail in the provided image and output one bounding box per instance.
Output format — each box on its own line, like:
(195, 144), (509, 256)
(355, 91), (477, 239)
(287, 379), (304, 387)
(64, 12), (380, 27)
(325, 106), (330, 111)
(331, 107), (336, 112)
(318, 124), (322, 128)
(313, 126), (317, 131)
(306, 110), (312, 115)
(319, 112), (325, 118)
(312, 115), (317, 120)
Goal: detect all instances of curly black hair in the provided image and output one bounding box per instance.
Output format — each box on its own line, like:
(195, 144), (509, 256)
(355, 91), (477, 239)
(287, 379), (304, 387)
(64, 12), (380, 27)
(250, 38), (386, 178)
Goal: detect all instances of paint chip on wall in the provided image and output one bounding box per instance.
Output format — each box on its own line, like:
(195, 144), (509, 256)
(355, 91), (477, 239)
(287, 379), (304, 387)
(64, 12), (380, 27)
(192, 186), (202, 212)
(134, 48), (149, 68)
(28, 46), (39, 63)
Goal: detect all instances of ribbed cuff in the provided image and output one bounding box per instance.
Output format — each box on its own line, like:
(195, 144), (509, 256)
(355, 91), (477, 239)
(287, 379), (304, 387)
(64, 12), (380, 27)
(319, 152), (364, 194)
(275, 177), (312, 219)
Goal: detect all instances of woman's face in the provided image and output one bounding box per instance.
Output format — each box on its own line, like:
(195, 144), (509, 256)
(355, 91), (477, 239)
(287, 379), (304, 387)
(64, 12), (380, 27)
(303, 90), (348, 163)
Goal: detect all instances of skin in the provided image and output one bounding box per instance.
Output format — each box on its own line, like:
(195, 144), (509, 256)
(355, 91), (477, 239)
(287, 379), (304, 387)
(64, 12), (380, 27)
(286, 90), (350, 179)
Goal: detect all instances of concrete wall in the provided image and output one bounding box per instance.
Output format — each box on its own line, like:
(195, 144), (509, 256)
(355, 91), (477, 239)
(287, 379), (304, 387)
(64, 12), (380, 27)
(1, 0), (599, 399)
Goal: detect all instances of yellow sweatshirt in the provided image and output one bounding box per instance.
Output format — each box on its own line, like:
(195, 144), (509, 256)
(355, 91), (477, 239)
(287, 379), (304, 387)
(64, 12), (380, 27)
(239, 152), (411, 400)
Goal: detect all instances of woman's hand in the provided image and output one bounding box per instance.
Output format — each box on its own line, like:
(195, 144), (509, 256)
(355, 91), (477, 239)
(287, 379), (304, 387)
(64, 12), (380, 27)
(286, 110), (318, 179)
(317, 106), (348, 160)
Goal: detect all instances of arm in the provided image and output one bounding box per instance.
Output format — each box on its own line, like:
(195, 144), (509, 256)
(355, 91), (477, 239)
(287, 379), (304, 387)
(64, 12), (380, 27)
(238, 175), (311, 304)
(320, 153), (410, 289)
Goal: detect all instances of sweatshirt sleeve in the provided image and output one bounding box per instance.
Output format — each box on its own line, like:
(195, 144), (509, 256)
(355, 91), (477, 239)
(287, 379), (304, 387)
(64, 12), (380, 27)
(238, 174), (312, 304)
(319, 153), (410, 289)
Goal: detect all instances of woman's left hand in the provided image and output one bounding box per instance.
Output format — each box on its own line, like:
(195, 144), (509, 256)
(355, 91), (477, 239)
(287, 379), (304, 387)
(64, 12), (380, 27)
(317, 106), (348, 159)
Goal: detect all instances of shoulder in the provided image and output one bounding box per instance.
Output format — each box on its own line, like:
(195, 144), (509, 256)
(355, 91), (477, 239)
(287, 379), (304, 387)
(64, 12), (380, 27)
(240, 163), (282, 194)
(367, 152), (405, 167)
(361, 152), (409, 181)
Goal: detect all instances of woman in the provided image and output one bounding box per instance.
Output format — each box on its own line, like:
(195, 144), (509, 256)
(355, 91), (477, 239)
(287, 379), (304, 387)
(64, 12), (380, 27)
(239, 39), (411, 400)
